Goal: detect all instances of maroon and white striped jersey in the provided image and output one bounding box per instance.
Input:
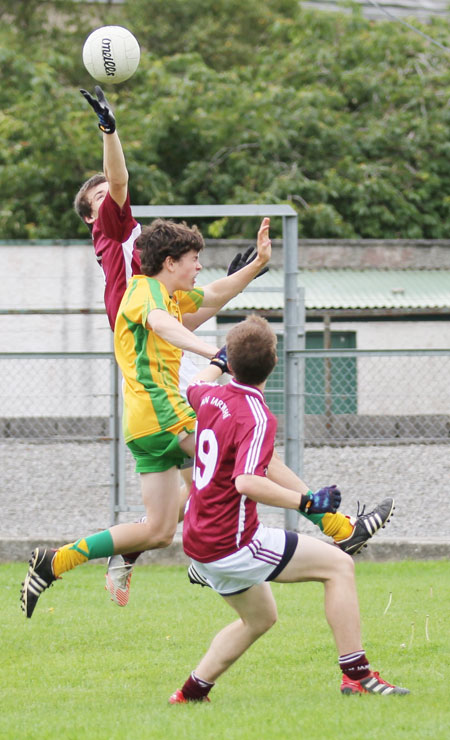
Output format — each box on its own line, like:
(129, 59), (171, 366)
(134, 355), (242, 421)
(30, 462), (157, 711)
(92, 191), (141, 329)
(183, 378), (277, 562)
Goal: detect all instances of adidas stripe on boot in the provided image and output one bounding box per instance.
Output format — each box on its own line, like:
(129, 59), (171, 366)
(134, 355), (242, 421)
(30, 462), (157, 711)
(337, 498), (395, 556)
(341, 670), (410, 695)
(20, 548), (57, 618)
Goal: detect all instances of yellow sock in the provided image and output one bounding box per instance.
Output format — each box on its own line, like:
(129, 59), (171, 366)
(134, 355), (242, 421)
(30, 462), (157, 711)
(52, 540), (89, 577)
(322, 512), (354, 541)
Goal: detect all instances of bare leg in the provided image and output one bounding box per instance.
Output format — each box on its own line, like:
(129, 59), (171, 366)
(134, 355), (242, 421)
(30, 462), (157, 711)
(274, 535), (362, 655)
(122, 465), (192, 557)
(194, 583), (277, 683)
(194, 538), (361, 684)
(178, 466), (193, 521)
(109, 434), (196, 553)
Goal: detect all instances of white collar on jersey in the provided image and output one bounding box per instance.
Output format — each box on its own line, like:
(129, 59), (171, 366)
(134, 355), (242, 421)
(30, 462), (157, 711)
(229, 378), (265, 403)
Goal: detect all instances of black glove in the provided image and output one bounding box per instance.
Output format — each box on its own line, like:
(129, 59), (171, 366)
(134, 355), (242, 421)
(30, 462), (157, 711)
(227, 246), (269, 279)
(80, 86), (116, 134)
(210, 345), (230, 374)
(299, 485), (341, 514)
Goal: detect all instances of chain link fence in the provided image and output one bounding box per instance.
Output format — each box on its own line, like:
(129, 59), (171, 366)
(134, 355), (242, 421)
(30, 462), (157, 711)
(187, 339), (450, 445)
(0, 352), (118, 539)
(0, 352), (116, 440)
(1, 342), (449, 533)
(298, 348), (450, 445)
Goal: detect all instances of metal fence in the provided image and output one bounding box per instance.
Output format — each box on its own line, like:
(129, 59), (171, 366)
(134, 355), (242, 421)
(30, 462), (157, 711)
(284, 347), (450, 446)
(1, 344), (449, 528)
(0, 352), (116, 440)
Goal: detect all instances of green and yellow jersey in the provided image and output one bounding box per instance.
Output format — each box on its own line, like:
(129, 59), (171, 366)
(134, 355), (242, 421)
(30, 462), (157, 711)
(114, 275), (204, 442)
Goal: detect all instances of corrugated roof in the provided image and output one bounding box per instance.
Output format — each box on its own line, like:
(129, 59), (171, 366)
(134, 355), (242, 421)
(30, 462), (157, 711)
(195, 269), (450, 311)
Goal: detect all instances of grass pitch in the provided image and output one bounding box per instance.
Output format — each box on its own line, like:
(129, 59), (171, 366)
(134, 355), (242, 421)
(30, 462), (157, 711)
(1, 560), (449, 740)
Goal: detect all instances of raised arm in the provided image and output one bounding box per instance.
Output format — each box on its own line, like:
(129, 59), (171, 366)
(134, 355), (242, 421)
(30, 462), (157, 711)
(199, 217), (271, 311)
(80, 86), (128, 208)
(103, 131), (128, 208)
(182, 243), (270, 331)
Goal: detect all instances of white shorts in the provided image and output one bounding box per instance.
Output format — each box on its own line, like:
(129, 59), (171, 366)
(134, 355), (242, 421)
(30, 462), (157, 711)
(188, 523), (298, 595)
(179, 355), (200, 398)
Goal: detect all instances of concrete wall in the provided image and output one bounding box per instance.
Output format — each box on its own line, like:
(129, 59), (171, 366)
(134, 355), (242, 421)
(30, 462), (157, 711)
(200, 238), (450, 269)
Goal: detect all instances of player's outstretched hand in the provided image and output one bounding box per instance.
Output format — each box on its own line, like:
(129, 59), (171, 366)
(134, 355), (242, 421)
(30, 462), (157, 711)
(227, 247), (269, 279)
(80, 86), (116, 134)
(210, 345), (230, 374)
(256, 217), (271, 269)
(299, 485), (341, 514)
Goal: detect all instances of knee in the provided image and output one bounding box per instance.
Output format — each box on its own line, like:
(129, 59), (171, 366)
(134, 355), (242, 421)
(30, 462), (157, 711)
(265, 609), (278, 632)
(151, 532), (176, 549)
(250, 608), (278, 637)
(141, 522), (176, 549)
(334, 549), (355, 581)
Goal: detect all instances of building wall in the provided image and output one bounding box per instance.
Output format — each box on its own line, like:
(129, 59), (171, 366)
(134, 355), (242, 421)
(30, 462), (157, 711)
(307, 318), (450, 351)
(305, 320), (450, 415)
(0, 244), (109, 352)
(1, 243), (449, 421)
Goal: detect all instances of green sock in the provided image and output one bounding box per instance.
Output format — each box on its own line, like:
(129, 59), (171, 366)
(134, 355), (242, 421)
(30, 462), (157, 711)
(82, 529), (115, 559)
(299, 510), (325, 531)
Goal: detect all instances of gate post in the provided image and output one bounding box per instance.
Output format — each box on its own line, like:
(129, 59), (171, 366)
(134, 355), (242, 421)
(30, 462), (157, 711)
(283, 214), (304, 530)
(109, 351), (120, 526)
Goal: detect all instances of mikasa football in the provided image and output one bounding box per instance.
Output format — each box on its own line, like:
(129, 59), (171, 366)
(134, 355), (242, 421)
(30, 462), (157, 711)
(82, 26), (140, 85)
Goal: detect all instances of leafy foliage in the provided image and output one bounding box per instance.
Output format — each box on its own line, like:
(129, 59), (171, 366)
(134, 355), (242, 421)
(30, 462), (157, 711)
(1, 0), (449, 238)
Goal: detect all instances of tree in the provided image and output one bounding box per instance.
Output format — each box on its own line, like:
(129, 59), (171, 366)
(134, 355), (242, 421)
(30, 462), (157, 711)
(1, 1), (449, 238)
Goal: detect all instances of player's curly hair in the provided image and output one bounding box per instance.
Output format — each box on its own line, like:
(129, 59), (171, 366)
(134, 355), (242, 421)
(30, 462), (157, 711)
(137, 219), (204, 276)
(73, 173), (107, 228)
(226, 315), (278, 386)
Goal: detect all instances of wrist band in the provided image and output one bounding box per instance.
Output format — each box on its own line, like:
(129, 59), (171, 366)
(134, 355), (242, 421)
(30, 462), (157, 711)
(210, 359), (226, 373)
(299, 490), (314, 512)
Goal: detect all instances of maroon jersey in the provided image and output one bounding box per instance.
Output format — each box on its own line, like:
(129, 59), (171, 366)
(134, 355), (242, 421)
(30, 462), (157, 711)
(92, 191), (141, 329)
(183, 378), (277, 562)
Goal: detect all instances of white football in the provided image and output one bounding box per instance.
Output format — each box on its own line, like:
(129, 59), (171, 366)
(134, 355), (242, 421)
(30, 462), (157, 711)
(82, 26), (140, 85)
